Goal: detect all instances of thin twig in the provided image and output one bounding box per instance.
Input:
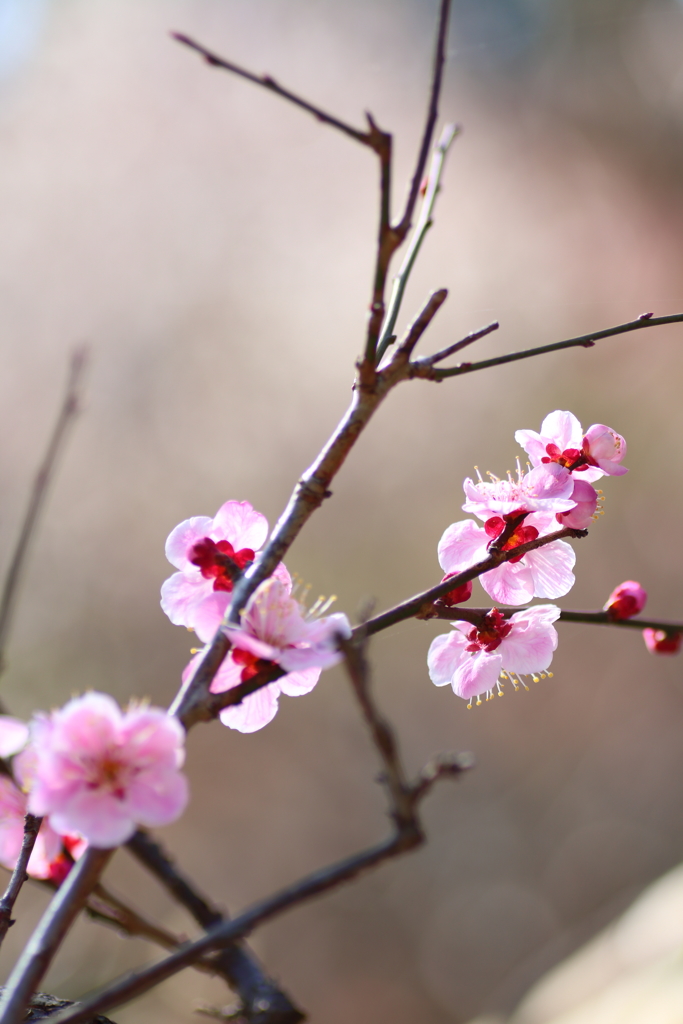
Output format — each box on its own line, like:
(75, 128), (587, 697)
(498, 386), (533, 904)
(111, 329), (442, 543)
(411, 313), (683, 381)
(171, 34), (375, 150)
(0, 847), (114, 1024)
(426, 605), (683, 634)
(127, 832), (304, 1023)
(0, 816), (41, 948)
(0, 347), (87, 677)
(394, 289), (449, 360)
(412, 320), (499, 367)
(356, 525), (587, 639)
(377, 123), (460, 363)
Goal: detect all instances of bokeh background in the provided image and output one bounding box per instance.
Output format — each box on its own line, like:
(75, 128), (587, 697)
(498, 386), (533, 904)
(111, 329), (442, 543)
(0, 1), (682, 1021)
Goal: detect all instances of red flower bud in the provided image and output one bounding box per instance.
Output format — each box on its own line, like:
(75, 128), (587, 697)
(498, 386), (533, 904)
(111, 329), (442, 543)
(643, 629), (682, 656)
(604, 580), (647, 620)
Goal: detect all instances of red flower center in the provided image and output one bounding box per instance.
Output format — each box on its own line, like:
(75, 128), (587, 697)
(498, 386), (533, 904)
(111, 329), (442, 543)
(231, 648), (276, 682)
(541, 442), (588, 471)
(484, 514), (539, 563)
(189, 537), (255, 592)
(466, 609), (512, 653)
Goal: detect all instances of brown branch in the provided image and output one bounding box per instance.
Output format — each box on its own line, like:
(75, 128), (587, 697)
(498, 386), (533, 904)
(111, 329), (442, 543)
(0, 990), (116, 1024)
(357, 525), (587, 639)
(414, 320), (499, 367)
(0, 816), (41, 948)
(410, 313), (683, 381)
(427, 605), (683, 634)
(46, 647), (471, 1024)
(0, 347), (86, 680)
(127, 831), (304, 1024)
(171, 34), (375, 150)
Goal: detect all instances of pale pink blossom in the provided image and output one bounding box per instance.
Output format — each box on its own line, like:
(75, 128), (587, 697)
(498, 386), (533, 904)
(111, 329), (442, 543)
(438, 513), (575, 606)
(161, 500), (290, 630)
(604, 580), (647, 620)
(515, 410), (627, 481)
(643, 629), (681, 655)
(0, 716), (29, 758)
(428, 605), (560, 705)
(555, 479), (599, 530)
(186, 578), (352, 733)
(22, 693), (188, 848)
(462, 463), (576, 520)
(0, 776), (63, 880)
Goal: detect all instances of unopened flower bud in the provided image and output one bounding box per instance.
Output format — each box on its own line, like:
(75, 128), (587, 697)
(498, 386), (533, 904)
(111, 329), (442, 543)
(604, 580), (647, 620)
(643, 628), (682, 656)
(439, 575), (473, 607)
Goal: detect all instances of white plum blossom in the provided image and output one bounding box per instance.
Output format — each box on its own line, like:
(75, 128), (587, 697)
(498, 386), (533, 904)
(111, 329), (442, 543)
(428, 605), (560, 706)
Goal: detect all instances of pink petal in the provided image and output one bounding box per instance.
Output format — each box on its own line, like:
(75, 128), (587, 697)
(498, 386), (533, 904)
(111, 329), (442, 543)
(540, 410), (583, 450)
(438, 520), (487, 575)
(498, 605), (560, 674)
(278, 667), (321, 696)
(124, 768), (189, 829)
(0, 717), (29, 758)
(211, 501), (269, 551)
(218, 683), (281, 733)
(160, 572), (209, 629)
(480, 561), (535, 606)
(165, 516), (214, 571)
(526, 541), (576, 599)
(513, 429), (548, 466)
(48, 791), (135, 848)
(427, 632), (470, 688)
(452, 650), (502, 700)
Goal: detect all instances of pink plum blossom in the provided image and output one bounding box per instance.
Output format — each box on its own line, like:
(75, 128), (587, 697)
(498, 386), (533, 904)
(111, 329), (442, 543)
(642, 628), (682, 656)
(515, 410), (627, 481)
(438, 513), (575, 606)
(555, 479), (599, 530)
(0, 716), (29, 758)
(462, 463), (576, 520)
(21, 693), (188, 848)
(186, 578), (352, 733)
(161, 500), (290, 630)
(604, 580), (647, 620)
(428, 605), (560, 706)
(0, 776), (63, 880)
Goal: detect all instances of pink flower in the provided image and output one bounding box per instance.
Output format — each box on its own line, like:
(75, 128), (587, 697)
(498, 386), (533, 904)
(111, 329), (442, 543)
(428, 605), (560, 706)
(462, 463), (576, 520)
(515, 410), (627, 480)
(21, 693), (188, 848)
(186, 578), (352, 733)
(161, 500), (290, 630)
(438, 514), (576, 606)
(643, 629), (682, 656)
(555, 479), (599, 530)
(0, 776), (63, 880)
(604, 580), (647, 620)
(0, 716), (30, 758)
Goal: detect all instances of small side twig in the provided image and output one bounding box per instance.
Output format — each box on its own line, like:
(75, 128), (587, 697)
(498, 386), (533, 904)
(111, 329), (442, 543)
(412, 320), (499, 367)
(127, 831), (304, 1024)
(410, 313), (683, 381)
(0, 347), (86, 679)
(426, 605), (683, 635)
(0, 816), (42, 948)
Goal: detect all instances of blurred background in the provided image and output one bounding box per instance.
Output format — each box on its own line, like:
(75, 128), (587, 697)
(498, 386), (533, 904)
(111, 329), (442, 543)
(0, 0), (682, 1021)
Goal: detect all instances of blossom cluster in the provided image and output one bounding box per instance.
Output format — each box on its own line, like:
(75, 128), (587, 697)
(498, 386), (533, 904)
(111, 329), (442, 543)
(429, 411), (628, 704)
(161, 500), (351, 733)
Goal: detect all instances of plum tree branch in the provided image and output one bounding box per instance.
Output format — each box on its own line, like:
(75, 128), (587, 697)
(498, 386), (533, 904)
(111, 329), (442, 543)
(0, 816), (41, 948)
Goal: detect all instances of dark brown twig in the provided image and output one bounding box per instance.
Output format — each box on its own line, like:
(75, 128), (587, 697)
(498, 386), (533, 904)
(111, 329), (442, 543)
(127, 831), (304, 1024)
(426, 605), (683, 635)
(415, 320), (499, 367)
(0, 816), (42, 948)
(0, 847), (114, 1024)
(410, 313), (683, 381)
(0, 347), (86, 678)
(171, 34), (374, 149)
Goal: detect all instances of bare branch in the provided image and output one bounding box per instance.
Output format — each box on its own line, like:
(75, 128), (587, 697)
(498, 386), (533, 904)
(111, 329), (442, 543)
(394, 0), (452, 239)
(0, 347), (86, 679)
(411, 313), (683, 381)
(171, 34), (375, 150)
(395, 288), (449, 360)
(357, 525), (587, 639)
(413, 320), (499, 367)
(377, 123), (460, 363)
(0, 847), (114, 1024)
(428, 605), (683, 635)
(127, 831), (304, 1024)
(0, 816), (41, 948)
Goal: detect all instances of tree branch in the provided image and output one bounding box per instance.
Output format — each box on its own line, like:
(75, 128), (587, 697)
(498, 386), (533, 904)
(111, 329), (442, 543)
(0, 847), (114, 1024)
(410, 313), (683, 381)
(0, 347), (86, 681)
(127, 831), (304, 1024)
(171, 34), (375, 150)
(426, 605), (683, 635)
(0, 816), (41, 948)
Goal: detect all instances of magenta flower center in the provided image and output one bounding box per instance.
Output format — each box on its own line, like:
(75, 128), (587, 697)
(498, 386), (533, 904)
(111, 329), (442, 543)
(541, 443), (588, 472)
(81, 751), (131, 800)
(466, 609), (512, 653)
(189, 537), (255, 592)
(232, 647), (275, 682)
(484, 515), (539, 563)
